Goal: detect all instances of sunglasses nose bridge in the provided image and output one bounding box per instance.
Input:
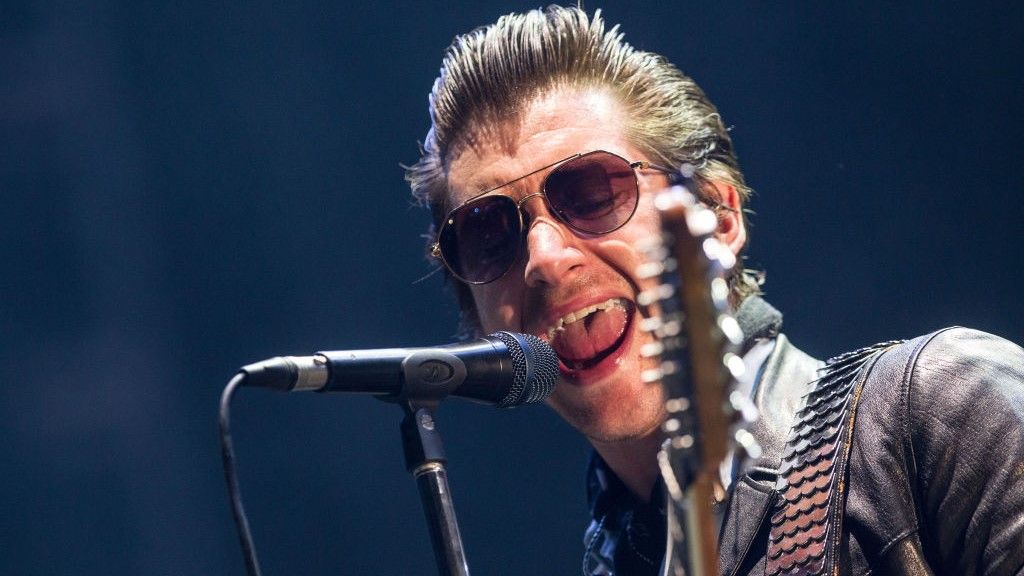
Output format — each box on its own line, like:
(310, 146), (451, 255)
(514, 191), (549, 229)
(516, 191), (545, 211)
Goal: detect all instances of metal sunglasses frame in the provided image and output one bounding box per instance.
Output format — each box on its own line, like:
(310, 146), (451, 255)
(431, 149), (735, 285)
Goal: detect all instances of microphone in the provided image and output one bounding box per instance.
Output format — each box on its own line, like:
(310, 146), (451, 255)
(238, 331), (558, 408)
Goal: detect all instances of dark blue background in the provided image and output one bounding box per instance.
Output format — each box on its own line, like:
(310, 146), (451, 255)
(2, 2), (1021, 574)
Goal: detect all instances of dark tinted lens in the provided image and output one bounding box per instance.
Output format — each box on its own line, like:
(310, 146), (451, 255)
(438, 195), (521, 284)
(544, 152), (638, 234)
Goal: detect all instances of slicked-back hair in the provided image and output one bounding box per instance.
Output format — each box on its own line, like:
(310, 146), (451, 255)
(407, 5), (759, 337)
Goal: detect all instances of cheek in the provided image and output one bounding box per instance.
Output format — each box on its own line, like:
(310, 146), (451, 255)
(628, 195), (662, 241)
(592, 205), (661, 280)
(469, 284), (520, 332)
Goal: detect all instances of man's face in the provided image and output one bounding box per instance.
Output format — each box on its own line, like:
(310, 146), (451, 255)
(444, 88), (670, 443)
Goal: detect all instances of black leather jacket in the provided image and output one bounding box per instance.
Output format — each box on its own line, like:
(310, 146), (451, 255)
(586, 328), (1024, 575)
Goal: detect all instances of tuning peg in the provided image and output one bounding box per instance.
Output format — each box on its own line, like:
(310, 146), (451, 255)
(637, 241), (667, 261)
(686, 207), (718, 236)
(665, 397), (691, 413)
(636, 261), (664, 280)
(710, 277), (730, 308)
(645, 317), (683, 339)
(733, 428), (763, 461)
(734, 428), (762, 460)
(701, 237), (738, 271)
(660, 319), (682, 338)
(637, 283), (675, 306)
(642, 362), (682, 383)
(641, 368), (663, 384)
(728, 390), (759, 424)
(670, 435), (695, 450)
(635, 233), (658, 248)
(653, 185), (695, 212)
(663, 417), (682, 433)
(701, 236), (722, 260)
(638, 317), (663, 333)
(723, 352), (746, 380)
(659, 360), (680, 376)
(718, 314), (744, 346)
(717, 245), (737, 270)
(641, 341), (665, 358)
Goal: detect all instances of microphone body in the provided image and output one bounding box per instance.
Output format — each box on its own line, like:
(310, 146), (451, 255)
(239, 331), (557, 408)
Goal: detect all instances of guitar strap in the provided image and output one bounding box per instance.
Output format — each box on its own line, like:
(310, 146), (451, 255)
(764, 340), (902, 576)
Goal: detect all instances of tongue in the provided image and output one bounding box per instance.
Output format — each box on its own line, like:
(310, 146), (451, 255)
(550, 305), (629, 362)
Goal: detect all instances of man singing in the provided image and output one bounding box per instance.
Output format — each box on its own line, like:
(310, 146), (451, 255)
(405, 6), (1024, 575)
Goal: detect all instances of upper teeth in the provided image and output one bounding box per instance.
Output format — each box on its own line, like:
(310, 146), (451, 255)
(546, 298), (627, 340)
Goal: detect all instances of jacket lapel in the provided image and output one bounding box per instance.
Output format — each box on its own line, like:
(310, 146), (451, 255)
(718, 335), (823, 575)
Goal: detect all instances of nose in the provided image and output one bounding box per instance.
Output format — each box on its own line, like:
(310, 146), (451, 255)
(521, 199), (585, 287)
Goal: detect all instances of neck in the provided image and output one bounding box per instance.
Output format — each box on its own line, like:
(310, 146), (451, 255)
(591, 429), (665, 503)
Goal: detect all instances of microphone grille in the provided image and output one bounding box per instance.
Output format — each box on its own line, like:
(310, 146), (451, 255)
(490, 331), (558, 408)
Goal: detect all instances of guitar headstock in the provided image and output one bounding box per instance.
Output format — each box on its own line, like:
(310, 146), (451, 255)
(637, 166), (760, 575)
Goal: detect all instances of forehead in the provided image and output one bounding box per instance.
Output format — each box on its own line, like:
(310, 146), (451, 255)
(444, 88), (637, 205)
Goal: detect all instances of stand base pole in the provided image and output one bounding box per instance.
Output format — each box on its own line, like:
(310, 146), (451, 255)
(414, 462), (470, 576)
(400, 405), (470, 576)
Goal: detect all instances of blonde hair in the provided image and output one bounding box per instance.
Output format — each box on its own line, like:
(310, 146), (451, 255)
(407, 6), (759, 335)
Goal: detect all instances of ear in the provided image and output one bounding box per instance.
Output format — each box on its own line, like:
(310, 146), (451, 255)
(706, 180), (746, 256)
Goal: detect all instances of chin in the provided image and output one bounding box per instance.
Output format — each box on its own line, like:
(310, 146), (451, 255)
(547, 377), (665, 443)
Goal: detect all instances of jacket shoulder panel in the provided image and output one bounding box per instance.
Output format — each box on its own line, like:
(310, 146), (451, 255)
(847, 327), (1024, 574)
(906, 328), (1024, 574)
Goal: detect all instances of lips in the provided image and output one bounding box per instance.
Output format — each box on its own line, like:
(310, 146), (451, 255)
(544, 297), (635, 371)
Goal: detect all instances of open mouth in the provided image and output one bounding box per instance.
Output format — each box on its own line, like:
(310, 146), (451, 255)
(545, 297), (635, 372)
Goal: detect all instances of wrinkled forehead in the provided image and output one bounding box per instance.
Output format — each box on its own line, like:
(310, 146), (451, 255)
(441, 88), (631, 207)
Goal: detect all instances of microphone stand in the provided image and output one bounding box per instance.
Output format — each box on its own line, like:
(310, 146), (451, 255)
(399, 399), (471, 576)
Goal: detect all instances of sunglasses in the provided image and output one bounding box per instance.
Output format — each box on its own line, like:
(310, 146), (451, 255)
(431, 150), (677, 285)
